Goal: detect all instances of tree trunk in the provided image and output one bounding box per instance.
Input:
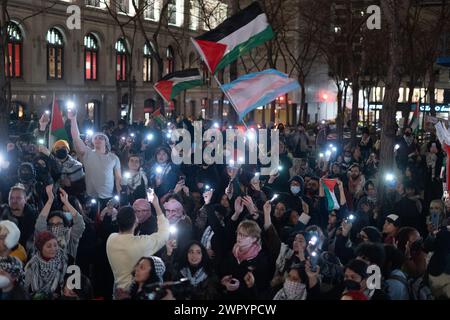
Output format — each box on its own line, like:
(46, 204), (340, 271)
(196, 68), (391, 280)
(429, 69), (436, 117)
(270, 101), (276, 123)
(379, 0), (410, 201)
(285, 93), (289, 125)
(350, 82), (360, 146)
(300, 79), (307, 124)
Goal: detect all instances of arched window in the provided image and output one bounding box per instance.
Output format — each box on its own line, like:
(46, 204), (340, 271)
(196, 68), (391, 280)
(115, 38), (128, 81)
(143, 42), (153, 82)
(6, 22), (22, 78)
(84, 33), (98, 80)
(165, 46), (175, 74)
(46, 28), (64, 80)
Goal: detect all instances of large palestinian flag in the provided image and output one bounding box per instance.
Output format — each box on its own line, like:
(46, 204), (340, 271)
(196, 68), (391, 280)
(154, 69), (202, 104)
(191, 1), (274, 74)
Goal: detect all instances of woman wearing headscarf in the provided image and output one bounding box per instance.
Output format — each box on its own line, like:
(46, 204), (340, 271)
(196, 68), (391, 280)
(24, 231), (67, 299)
(0, 255), (28, 300)
(128, 256), (166, 300)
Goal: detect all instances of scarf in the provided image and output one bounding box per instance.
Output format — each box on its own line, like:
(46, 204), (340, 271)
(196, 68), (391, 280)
(275, 243), (295, 276)
(201, 226), (214, 250)
(180, 267), (208, 287)
(273, 280), (307, 300)
(25, 249), (67, 297)
(232, 242), (261, 264)
(128, 168), (148, 192)
(48, 225), (70, 255)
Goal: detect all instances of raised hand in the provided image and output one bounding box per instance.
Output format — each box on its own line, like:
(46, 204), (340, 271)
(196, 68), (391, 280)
(234, 196), (244, 215)
(203, 189), (213, 205)
(59, 188), (69, 204)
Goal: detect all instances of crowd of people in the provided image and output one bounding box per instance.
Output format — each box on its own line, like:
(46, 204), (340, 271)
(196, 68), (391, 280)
(0, 108), (449, 301)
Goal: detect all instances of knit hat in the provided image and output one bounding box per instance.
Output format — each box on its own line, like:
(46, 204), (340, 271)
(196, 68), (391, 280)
(34, 231), (56, 253)
(0, 220), (20, 249)
(150, 256), (166, 282)
(0, 256), (24, 285)
(342, 290), (368, 300)
(361, 226), (382, 243)
(386, 214), (401, 227)
(345, 259), (369, 279)
(92, 132), (111, 153)
(52, 139), (70, 151)
(155, 146), (171, 159)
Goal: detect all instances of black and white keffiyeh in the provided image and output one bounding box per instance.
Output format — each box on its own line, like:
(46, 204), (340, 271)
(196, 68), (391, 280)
(0, 256), (24, 285)
(180, 267), (208, 287)
(24, 249), (67, 296)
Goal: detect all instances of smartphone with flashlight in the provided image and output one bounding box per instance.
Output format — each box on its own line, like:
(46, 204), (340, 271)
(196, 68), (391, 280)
(310, 251), (319, 272)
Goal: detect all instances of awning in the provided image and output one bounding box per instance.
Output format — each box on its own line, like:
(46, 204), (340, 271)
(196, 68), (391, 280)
(437, 56), (450, 67)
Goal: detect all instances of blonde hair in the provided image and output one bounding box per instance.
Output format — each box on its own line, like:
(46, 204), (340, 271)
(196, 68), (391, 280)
(430, 199), (445, 214)
(237, 220), (261, 241)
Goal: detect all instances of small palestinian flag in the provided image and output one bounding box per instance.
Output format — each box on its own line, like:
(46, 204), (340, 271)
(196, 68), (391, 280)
(154, 69), (202, 104)
(191, 1), (274, 74)
(151, 108), (167, 127)
(49, 94), (69, 147)
(322, 179), (340, 211)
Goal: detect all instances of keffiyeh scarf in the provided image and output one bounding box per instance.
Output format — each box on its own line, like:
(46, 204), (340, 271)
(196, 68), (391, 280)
(128, 169), (148, 192)
(180, 267), (208, 287)
(25, 249), (67, 296)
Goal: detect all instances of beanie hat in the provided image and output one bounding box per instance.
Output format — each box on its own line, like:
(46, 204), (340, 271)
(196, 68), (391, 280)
(361, 226), (382, 243)
(92, 133), (111, 153)
(52, 140), (70, 151)
(0, 220), (21, 249)
(386, 214), (401, 227)
(345, 259), (369, 279)
(35, 231), (56, 253)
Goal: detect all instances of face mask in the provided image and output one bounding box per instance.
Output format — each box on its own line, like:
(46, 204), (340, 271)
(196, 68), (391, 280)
(343, 279), (361, 291)
(283, 279), (306, 299)
(19, 173), (34, 183)
(291, 186), (301, 195)
(238, 236), (256, 249)
(0, 275), (11, 289)
(429, 209), (441, 216)
(55, 149), (68, 160)
(344, 157), (352, 163)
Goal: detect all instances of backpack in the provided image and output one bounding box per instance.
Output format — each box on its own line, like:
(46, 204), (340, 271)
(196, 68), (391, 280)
(388, 274), (434, 300)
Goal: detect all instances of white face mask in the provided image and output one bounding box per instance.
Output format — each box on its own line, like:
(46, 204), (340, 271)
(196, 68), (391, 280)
(0, 275), (11, 289)
(344, 156), (352, 163)
(290, 186), (301, 195)
(237, 236), (256, 249)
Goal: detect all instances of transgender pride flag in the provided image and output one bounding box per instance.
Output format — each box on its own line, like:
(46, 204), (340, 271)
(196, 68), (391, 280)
(221, 69), (300, 120)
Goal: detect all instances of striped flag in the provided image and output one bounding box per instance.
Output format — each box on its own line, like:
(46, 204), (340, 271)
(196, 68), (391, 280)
(49, 94), (69, 148)
(322, 179), (340, 211)
(220, 69), (300, 120)
(154, 69), (202, 104)
(191, 1), (274, 74)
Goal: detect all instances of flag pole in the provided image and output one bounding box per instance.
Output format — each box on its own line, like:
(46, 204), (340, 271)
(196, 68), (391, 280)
(211, 73), (251, 130)
(48, 92), (55, 148)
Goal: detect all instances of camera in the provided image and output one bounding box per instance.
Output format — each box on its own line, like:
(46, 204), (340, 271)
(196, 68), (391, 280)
(142, 278), (191, 300)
